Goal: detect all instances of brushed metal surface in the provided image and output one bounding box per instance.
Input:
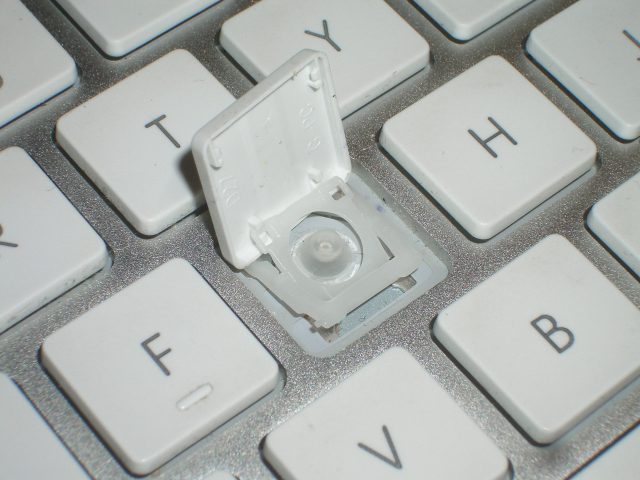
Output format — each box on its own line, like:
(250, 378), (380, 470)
(0, 1), (638, 479)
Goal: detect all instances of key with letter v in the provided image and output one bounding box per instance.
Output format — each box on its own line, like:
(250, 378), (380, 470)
(358, 425), (402, 469)
(264, 348), (509, 480)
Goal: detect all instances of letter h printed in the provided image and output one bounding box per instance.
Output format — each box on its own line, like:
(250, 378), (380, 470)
(468, 117), (517, 158)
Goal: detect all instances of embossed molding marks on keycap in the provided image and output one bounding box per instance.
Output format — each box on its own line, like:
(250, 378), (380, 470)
(0, 224), (18, 248)
(622, 29), (640, 60)
(145, 114), (181, 148)
(357, 425), (403, 470)
(468, 117), (518, 159)
(304, 20), (342, 52)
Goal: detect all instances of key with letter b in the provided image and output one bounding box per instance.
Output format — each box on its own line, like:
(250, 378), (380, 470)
(434, 235), (640, 444)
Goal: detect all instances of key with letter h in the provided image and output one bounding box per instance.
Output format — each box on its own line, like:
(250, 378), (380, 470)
(468, 117), (517, 158)
(381, 56), (596, 240)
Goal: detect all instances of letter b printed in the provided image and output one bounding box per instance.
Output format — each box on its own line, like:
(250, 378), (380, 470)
(531, 315), (575, 353)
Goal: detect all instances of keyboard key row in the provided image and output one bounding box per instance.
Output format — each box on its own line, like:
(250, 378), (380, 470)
(2, 48), (635, 342)
(3, 229), (637, 476)
(2, 0), (638, 150)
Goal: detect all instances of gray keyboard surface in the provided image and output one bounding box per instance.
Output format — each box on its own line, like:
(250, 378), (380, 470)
(0, 0), (638, 479)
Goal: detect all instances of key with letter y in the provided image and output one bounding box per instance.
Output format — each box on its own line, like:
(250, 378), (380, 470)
(220, 0), (429, 117)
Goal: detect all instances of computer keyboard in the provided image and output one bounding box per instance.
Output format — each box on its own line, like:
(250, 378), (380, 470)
(0, 0), (639, 479)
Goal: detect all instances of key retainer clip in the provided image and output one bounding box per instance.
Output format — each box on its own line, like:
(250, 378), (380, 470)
(193, 50), (420, 329)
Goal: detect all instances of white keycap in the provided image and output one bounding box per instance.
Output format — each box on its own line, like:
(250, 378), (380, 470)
(380, 56), (596, 240)
(56, 50), (235, 236)
(527, 0), (640, 140)
(587, 172), (640, 276)
(264, 347), (509, 480)
(56, 0), (221, 57)
(0, 147), (107, 333)
(0, 0), (76, 127)
(413, 0), (533, 41)
(220, 0), (430, 117)
(0, 373), (89, 479)
(434, 235), (640, 444)
(573, 427), (640, 480)
(42, 259), (279, 475)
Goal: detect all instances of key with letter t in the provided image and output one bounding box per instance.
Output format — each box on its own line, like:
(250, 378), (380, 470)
(56, 50), (234, 236)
